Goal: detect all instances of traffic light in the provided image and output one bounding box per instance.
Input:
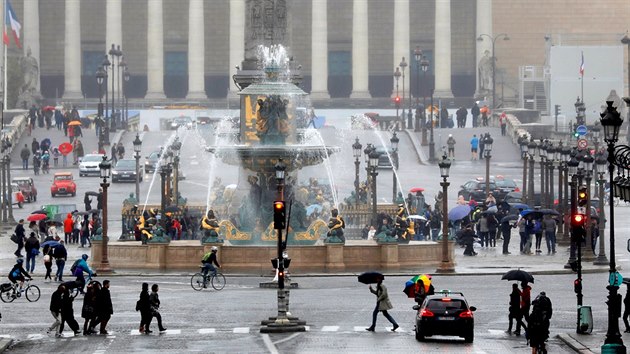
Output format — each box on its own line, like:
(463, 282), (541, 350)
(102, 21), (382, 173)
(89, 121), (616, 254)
(571, 212), (586, 242)
(577, 186), (588, 208)
(273, 201), (286, 230)
(554, 104), (561, 117)
(394, 96), (401, 108)
(574, 279), (582, 294)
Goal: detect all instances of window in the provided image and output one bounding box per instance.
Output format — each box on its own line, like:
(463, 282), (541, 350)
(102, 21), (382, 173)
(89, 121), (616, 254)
(165, 51), (187, 76)
(83, 51), (104, 76)
(328, 51), (350, 76)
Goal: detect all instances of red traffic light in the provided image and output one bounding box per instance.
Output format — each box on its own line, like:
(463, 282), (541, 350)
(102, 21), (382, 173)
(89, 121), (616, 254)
(573, 214), (584, 224)
(394, 96), (401, 103)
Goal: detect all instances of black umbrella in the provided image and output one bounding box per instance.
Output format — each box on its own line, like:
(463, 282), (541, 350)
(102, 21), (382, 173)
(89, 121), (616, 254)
(85, 191), (100, 197)
(358, 271), (384, 284)
(539, 209), (560, 216)
(500, 214), (519, 223)
(75, 210), (99, 216)
(501, 269), (534, 283)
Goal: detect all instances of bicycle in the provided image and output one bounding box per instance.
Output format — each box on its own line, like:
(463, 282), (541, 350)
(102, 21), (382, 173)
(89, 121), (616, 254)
(190, 267), (225, 291)
(0, 279), (40, 303)
(68, 274), (98, 298)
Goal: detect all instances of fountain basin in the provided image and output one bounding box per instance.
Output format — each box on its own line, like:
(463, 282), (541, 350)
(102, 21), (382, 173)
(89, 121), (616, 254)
(205, 145), (340, 172)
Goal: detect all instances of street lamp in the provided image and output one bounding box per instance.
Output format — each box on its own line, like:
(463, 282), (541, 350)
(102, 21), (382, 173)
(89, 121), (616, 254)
(582, 150), (594, 261)
(394, 67), (401, 126)
(101, 55), (111, 145)
(96, 68), (106, 148)
(133, 133), (142, 203)
(390, 132), (399, 202)
(483, 134), (493, 195)
(399, 57), (408, 129)
(519, 136), (529, 203)
(594, 151), (609, 265)
(97, 156), (112, 273)
(599, 100), (626, 352)
(527, 139), (537, 204)
(477, 33), (509, 109)
(436, 155), (454, 273)
(421, 56), (430, 146)
(352, 138), (362, 205)
(117, 54), (126, 129)
(414, 47), (423, 133)
(368, 150), (380, 226)
(547, 143), (556, 209)
(622, 35), (630, 144)
(171, 139), (182, 206)
(561, 145), (572, 244)
(539, 140), (548, 207)
(123, 68), (130, 130)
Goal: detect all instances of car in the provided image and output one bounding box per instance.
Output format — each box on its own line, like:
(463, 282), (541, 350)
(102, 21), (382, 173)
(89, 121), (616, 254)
(414, 290), (476, 343)
(170, 116), (194, 130)
(112, 159), (144, 183)
(51, 172), (77, 197)
(11, 176), (38, 202)
(375, 147), (394, 169)
(78, 154), (105, 177)
(144, 150), (162, 174)
(1, 183), (25, 208)
(458, 179), (501, 203)
(494, 176), (520, 200)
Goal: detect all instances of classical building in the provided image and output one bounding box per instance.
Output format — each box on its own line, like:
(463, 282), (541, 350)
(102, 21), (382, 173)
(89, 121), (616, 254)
(3, 0), (628, 105)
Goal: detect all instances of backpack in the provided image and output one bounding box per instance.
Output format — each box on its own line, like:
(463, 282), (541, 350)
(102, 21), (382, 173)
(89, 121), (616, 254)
(532, 220), (542, 233)
(70, 259), (81, 274)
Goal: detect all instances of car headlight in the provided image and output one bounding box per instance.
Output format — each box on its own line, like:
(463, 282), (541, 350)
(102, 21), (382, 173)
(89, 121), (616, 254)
(112, 171), (119, 175)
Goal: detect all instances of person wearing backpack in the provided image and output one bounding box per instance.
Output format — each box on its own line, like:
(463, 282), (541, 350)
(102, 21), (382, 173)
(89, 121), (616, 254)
(24, 232), (40, 273)
(72, 254), (96, 295)
(533, 218), (543, 254)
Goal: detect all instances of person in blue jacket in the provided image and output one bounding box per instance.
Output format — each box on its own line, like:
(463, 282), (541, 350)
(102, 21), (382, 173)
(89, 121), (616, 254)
(73, 254), (95, 295)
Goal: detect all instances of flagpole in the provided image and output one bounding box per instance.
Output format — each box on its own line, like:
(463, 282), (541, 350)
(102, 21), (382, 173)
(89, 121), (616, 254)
(580, 51), (584, 103)
(3, 0), (6, 110)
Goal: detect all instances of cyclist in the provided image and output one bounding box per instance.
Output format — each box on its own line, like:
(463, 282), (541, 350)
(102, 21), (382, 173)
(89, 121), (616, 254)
(8, 259), (32, 295)
(201, 246), (221, 281)
(72, 254), (96, 295)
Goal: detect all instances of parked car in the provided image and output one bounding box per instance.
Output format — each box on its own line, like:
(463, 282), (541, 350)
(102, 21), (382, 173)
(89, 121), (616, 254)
(112, 159), (144, 183)
(144, 150), (162, 174)
(1, 183), (24, 208)
(170, 116), (194, 130)
(51, 172), (77, 197)
(11, 176), (37, 202)
(494, 176), (520, 200)
(78, 154), (105, 177)
(458, 179), (501, 203)
(414, 290), (476, 343)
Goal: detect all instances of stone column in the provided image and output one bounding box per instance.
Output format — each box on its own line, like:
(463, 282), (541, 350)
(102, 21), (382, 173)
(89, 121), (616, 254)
(310, 0), (329, 99)
(228, 0), (245, 97)
(433, 0), (453, 98)
(392, 0), (410, 97)
(63, 0), (82, 99)
(186, 0), (207, 99)
(105, 0), (122, 53)
(145, 0), (165, 99)
(475, 0), (492, 98)
(23, 0), (41, 95)
(349, 0), (370, 99)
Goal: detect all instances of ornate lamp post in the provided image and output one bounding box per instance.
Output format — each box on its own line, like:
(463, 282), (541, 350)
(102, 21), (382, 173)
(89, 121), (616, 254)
(96, 68), (106, 147)
(600, 101), (625, 352)
(519, 136), (529, 203)
(527, 139), (537, 204)
(582, 151), (594, 262)
(477, 33), (509, 109)
(436, 155), (454, 273)
(364, 143), (374, 209)
(547, 143), (556, 209)
(123, 68), (130, 129)
(394, 67), (401, 125)
(429, 88), (436, 162)
(421, 56), (430, 146)
(539, 140), (548, 207)
(390, 132), (400, 202)
(484, 134), (493, 195)
(399, 57), (408, 129)
(101, 55), (111, 145)
(133, 133), (142, 203)
(171, 139), (182, 206)
(108, 44), (118, 132)
(352, 138), (362, 205)
(117, 54), (126, 130)
(368, 150), (380, 226)
(96, 156), (112, 273)
(414, 47), (423, 133)
(594, 151), (609, 265)
(561, 145), (572, 245)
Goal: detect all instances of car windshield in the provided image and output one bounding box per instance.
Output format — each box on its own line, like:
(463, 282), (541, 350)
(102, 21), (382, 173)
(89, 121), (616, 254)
(82, 155), (103, 162)
(115, 160), (136, 168)
(477, 182), (497, 189)
(148, 152), (160, 160)
(427, 299), (467, 312)
(496, 180), (516, 188)
(175, 117), (191, 123)
(55, 175), (72, 181)
(14, 179), (31, 186)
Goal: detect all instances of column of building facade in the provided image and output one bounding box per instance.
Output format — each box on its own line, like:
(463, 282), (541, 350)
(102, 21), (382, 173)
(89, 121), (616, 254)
(310, 0), (329, 99)
(392, 0), (410, 98)
(23, 0), (40, 95)
(145, 0), (165, 99)
(106, 0), (122, 53)
(433, 0), (453, 98)
(475, 0), (492, 98)
(228, 0), (245, 97)
(62, 0), (82, 99)
(349, 0), (370, 99)
(186, 0), (206, 99)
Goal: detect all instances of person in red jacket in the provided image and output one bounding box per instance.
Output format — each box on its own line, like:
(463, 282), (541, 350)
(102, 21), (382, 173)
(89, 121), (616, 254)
(172, 218), (182, 240)
(63, 213), (74, 244)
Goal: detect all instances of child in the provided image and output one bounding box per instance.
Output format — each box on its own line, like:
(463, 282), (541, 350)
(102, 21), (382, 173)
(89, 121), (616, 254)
(52, 147), (60, 167)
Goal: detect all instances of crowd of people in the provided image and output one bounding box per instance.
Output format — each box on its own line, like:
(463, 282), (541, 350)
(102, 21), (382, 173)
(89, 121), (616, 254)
(506, 282), (554, 353)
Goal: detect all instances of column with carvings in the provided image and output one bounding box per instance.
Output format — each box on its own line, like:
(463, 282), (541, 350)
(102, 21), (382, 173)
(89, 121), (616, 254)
(433, 0), (453, 99)
(23, 0), (41, 97)
(63, 0), (82, 99)
(310, 0), (329, 99)
(392, 0), (410, 97)
(475, 0), (492, 98)
(187, 0), (207, 99)
(228, 0), (245, 96)
(349, 0), (370, 99)
(145, 0), (165, 99)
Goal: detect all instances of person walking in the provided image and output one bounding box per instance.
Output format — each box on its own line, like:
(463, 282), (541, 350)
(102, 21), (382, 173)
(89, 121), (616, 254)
(500, 216), (512, 255)
(470, 134), (479, 160)
(456, 106), (468, 128)
(471, 102), (480, 128)
(48, 284), (65, 337)
(487, 213), (498, 248)
(148, 284), (167, 333)
(446, 134), (456, 159)
(623, 284), (630, 333)
(478, 214), (489, 248)
(94, 280), (113, 334)
(533, 218), (543, 254)
(138, 283), (152, 334)
(499, 112), (508, 136)
(461, 223), (477, 256)
(24, 232), (40, 273)
(31, 138), (40, 155)
(53, 240), (67, 282)
(528, 292), (553, 353)
(63, 213), (73, 244)
(59, 286), (81, 337)
(43, 249), (53, 281)
(365, 277), (399, 332)
(14, 219), (26, 257)
(543, 215), (557, 255)
(520, 281), (532, 329)
(20, 144), (30, 170)
(81, 281), (100, 335)
(111, 143), (118, 165)
(507, 283), (527, 334)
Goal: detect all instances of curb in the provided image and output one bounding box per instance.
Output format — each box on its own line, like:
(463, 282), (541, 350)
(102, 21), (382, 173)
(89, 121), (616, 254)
(401, 129), (427, 165)
(0, 337), (13, 353)
(556, 333), (596, 354)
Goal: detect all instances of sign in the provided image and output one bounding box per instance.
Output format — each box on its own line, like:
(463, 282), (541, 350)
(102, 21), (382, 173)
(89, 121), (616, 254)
(576, 125), (588, 136)
(577, 139), (588, 149)
(609, 271), (623, 287)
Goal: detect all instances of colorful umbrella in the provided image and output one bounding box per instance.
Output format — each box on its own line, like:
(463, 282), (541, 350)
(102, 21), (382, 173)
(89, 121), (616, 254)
(402, 274), (432, 298)
(43, 106), (55, 111)
(27, 213), (48, 222)
(58, 142), (73, 155)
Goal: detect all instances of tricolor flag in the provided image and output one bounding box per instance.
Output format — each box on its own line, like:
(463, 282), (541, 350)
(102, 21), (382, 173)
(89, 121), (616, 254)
(3, 0), (21, 48)
(579, 51), (584, 77)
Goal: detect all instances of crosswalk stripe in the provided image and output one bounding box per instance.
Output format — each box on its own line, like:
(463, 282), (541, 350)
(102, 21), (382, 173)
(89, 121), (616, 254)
(233, 327), (249, 334)
(164, 329), (181, 335)
(321, 326), (339, 332)
(304, 325), (310, 332)
(198, 328), (216, 334)
(353, 326), (365, 332)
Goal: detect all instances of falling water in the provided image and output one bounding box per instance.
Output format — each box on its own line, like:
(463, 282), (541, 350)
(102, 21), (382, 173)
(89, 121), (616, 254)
(203, 116), (238, 213)
(302, 129), (340, 209)
(141, 131), (179, 214)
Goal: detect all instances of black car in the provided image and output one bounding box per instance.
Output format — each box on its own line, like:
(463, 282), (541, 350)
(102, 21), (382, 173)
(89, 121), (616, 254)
(414, 290), (476, 343)
(375, 147), (393, 169)
(144, 150), (162, 174)
(112, 159), (144, 183)
(458, 180), (500, 202)
(495, 177), (519, 200)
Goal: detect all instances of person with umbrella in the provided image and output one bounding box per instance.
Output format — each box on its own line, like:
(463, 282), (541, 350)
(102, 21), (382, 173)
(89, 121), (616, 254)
(507, 283), (527, 335)
(365, 276), (399, 332)
(528, 292), (553, 353)
(461, 223), (477, 256)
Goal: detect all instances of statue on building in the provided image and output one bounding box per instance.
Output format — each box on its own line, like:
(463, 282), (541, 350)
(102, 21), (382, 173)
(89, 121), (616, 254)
(16, 47), (41, 109)
(478, 50), (494, 94)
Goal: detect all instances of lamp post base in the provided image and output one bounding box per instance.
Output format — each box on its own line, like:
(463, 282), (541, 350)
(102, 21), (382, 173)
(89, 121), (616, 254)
(600, 343), (626, 354)
(260, 289), (306, 333)
(95, 262), (114, 274)
(594, 255), (610, 265)
(429, 141), (436, 162)
(436, 261), (455, 273)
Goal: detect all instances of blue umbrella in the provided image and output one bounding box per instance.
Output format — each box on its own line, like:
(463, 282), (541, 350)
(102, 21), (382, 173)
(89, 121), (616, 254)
(306, 204), (323, 216)
(40, 138), (51, 151)
(509, 203), (529, 211)
(448, 205), (471, 221)
(41, 240), (61, 248)
(520, 209), (544, 219)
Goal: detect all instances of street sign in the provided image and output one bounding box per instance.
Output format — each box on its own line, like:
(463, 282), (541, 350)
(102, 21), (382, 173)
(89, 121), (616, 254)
(576, 125), (588, 136)
(577, 139), (588, 149)
(609, 271), (623, 287)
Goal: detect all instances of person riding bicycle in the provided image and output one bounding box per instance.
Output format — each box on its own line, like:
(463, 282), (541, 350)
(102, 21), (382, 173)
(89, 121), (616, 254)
(201, 246), (221, 279)
(73, 254), (96, 295)
(41, 150), (50, 173)
(8, 259), (32, 294)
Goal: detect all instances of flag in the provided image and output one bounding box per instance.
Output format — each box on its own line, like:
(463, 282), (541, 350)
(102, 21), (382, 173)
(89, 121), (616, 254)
(3, 0), (21, 48)
(579, 51), (584, 76)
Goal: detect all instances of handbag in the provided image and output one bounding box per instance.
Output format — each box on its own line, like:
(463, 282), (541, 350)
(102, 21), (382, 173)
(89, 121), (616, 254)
(10, 234), (18, 244)
(135, 300), (141, 312)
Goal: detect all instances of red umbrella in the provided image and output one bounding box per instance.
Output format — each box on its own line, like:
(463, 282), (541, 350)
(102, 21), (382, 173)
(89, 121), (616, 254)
(410, 187), (425, 193)
(43, 105), (55, 111)
(58, 142), (73, 156)
(27, 213), (48, 222)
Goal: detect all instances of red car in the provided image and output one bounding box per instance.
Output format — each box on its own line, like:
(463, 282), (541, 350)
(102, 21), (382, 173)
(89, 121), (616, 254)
(51, 172), (77, 197)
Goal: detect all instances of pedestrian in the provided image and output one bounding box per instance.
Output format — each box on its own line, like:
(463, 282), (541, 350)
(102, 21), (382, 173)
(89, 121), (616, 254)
(429, 210), (441, 241)
(470, 134), (479, 160)
(116, 143), (125, 160)
(68, 123), (75, 143)
(528, 292), (553, 353)
(31, 137), (40, 155)
(147, 284), (167, 333)
(63, 213), (73, 244)
(54, 240), (67, 282)
(461, 223), (477, 256)
(456, 106), (468, 128)
(507, 283), (527, 334)
(500, 112), (507, 136)
(97, 188), (103, 211)
(365, 276), (398, 332)
(55, 109), (64, 131)
(47, 220), (59, 240)
(81, 281), (100, 335)
(52, 147), (60, 167)
(478, 214), (489, 248)
(138, 283), (152, 334)
(520, 281), (532, 326)
(48, 284), (65, 337)
(14, 219), (26, 257)
(500, 216), (512, 255)
(533, 218), (543, 254)
(446, 134), (456, 159)
(543, 215), (557, 255)
(479, 133), (486, 157)
(20, 144), (30, 170)
(93, 280), (113, 334)
(79, 214), (91, 248)
(480, 105), (490, 126)
(111, 143), (118, 165)
(43, 249), (53, 281)
(24, 232), (40, 272)
(590, 218), (599, 254)
(73, 212), (82, 244)
(59, 286), (81, 337)
(623, 284), (630, 333)
(471, 102), (480, 128)
(487, 212), (498, 248)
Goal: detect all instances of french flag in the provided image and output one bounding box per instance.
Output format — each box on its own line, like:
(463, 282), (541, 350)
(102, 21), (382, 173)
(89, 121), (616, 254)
(579, 51), (584, 77)
(3, 0), (21, 48)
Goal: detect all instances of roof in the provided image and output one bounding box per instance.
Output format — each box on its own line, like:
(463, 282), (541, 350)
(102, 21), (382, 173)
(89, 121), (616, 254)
(54, 171), (73, 176)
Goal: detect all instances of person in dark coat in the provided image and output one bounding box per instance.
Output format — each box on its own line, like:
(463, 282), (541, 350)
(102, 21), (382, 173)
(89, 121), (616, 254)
(14, 219), (26, 257)
(53, 241), (67, 282)
(456, 106), (468, 128)
(138, 283), (152, 334)
(528, 292), (553, 353)
(24, 232), (40, 272)
(48, 284), (65, 337)
(471, 102), (480, 128)
(487, 213), (499, 248)
(81, 281), (100, 335)
(507, 283), (527, 334)
(147, 284), (167, 333)
(93, 280), (113, 334)
(500, 217), (513, 255)
(59, 287), (81, 336)
(623, 284), (630, 333)
(461, 224), (477, 256)
(97, 188), (103, 211)
(31, 138), (40, 155)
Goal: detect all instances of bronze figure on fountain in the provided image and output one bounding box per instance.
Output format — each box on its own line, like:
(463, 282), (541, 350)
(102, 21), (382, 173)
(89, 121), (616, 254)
(201, 210), (222, 243)
(256, 96), (290, 145)
(325, 208), (346, 244)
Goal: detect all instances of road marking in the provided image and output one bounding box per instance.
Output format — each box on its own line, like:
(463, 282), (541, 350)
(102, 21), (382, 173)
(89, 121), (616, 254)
(198, 328), (216, 334)
(164, 329), (181, 335)
(487, 329), (506, 335)
(304, 325), (310, 332)
(321, 326), (339, 332)
(353, 326), (365, 332)
(261, 333), (279, 354)
(271, 332), (302, 345)
(233, 327), (249, 334)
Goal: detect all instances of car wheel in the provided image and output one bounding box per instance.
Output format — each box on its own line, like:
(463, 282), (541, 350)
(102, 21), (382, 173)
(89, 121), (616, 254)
(415, 327), (425, 342)
(464, 331), (474, 343)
